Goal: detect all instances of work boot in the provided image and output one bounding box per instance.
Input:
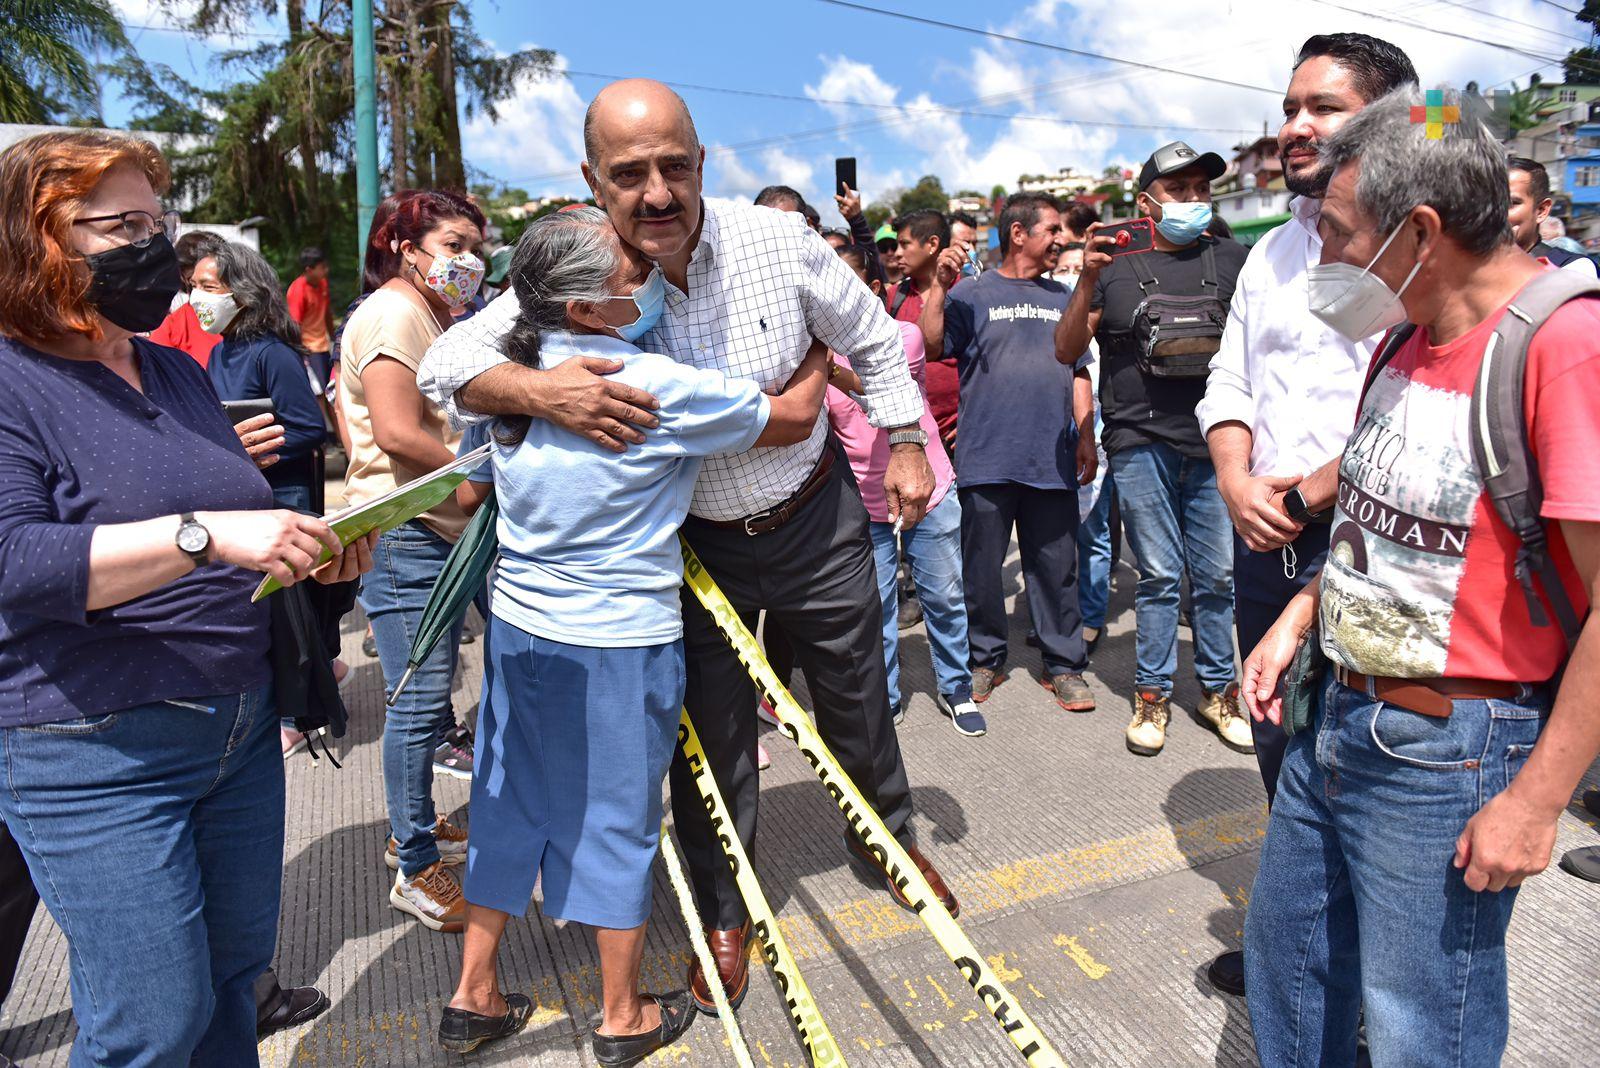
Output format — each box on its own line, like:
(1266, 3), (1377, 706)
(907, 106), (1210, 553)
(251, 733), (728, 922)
(390, 861), (466, 932)
(1195, 683), (1255, 754)
(971, 666), (1007, 703)
(1041, 672), (1095, 712)
(1125, 688), (1171, 756)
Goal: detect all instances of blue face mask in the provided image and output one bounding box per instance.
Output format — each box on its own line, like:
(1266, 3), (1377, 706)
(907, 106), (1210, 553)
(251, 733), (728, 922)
(608, 267), (665, 342)
(1151, 198), (1212, 244)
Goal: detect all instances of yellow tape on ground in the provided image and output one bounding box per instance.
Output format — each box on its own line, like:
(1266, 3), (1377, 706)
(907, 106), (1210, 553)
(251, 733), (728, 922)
(681, 538), (1067, 1068)
(660, 820), (757, 1068)
(678, 713), (847, 1067)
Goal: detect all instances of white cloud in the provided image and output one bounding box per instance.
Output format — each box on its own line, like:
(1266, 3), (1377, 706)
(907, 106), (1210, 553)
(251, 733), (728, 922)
(759, 147), (817, 195)
(461, 55), (589, 197)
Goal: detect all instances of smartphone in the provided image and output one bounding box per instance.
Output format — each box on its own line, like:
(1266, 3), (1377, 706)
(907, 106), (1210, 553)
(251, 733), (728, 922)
(1098, 218), (1155, 256)
(222, 398), (276, 425)
(835, 157), (857, 196)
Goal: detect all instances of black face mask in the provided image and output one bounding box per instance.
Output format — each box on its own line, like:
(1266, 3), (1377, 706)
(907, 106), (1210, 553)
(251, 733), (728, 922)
(83, 233), (183, 333)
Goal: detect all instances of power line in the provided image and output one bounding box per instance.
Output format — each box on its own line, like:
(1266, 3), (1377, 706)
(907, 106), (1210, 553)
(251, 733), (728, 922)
(1300, 0), (1573, 66)
(1427, 0), (1591, 47)
(1532, 0), (1584, 15)
(814, 0), (1281, 98)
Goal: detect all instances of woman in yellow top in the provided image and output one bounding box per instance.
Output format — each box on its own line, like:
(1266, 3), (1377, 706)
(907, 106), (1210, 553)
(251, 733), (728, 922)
(339, 189), (485, 933)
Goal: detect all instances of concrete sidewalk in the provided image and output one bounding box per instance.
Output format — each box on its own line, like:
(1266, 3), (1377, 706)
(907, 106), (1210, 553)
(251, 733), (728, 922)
(4, 553), (1597, 1067)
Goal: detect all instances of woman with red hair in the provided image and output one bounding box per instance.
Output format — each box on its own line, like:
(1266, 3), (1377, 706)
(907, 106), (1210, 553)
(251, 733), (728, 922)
(0, 130), (372, 1063)
(339, 189), (487, 932)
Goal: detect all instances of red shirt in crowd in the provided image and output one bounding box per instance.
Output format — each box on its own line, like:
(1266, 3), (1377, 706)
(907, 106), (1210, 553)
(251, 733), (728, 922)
(287, 274), (331, 354)
(148, 300), (220, 368)
(887, 279), (960, 444)
(1320, 290), (1600, 684)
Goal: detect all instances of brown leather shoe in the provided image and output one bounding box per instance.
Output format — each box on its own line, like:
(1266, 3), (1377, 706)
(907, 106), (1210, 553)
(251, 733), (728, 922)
(844, 833), (960, 918)
(687, 921), (753, 1015)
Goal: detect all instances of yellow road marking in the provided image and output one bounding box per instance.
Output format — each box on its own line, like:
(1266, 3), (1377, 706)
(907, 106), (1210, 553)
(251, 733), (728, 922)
(1054, 935), (1111, 980)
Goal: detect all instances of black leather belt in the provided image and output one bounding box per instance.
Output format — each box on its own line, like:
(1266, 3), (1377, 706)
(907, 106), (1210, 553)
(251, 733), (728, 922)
(690, 448), (835, 536)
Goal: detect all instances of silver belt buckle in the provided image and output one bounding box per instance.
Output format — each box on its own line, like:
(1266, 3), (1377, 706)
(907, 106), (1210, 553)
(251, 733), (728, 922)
(742, 510), (773, 536)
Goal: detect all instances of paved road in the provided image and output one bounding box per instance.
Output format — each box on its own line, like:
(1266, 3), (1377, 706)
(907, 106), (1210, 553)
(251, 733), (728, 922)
(5, 548), (1598, 1067)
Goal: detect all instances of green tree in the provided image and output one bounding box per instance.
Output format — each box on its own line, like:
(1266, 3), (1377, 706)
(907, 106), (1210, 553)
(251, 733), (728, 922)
(1562, 1), (1600, 85)
(990, 184), (1007, 203)
(0, 0), (127, 124)
(894, 174), (949, 216)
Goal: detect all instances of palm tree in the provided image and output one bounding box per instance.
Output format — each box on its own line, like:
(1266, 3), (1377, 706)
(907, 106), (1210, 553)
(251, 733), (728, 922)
(0, 0), (128, 125)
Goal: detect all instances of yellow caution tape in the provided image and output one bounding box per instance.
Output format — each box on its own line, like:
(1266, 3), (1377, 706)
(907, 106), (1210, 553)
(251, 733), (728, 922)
(681, 538), (1067, 1068)
(678, 712), (848, 1067)
(659, 819), (757, 1068)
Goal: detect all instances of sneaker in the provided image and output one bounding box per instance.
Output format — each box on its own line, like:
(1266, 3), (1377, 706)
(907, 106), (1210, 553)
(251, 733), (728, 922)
(390, 861), (466, 931)
(281, 726), (308, 760)
(385, 817), (469, 871)
(896, 596), (924, 632)
(971, 666), (1007, 703)
(1041, 672), (1095, 713)
(892, 699), (906, 726)
(1195, 683), (1255, 754)
(935, 692), (987, 737)
(331, 657), (352, 689)
(1125, 688), (1171, 757)
(755, 697), (781, 728)
(756, 741), (771, 770)
(433, 723), (474, 780)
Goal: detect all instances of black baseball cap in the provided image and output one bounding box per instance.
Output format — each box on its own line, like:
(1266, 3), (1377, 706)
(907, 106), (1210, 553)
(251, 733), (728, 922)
(1138, 140), (1226, 191)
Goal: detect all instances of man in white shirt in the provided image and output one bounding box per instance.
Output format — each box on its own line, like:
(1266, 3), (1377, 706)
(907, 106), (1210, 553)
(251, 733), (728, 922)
(1508, 156), (1600, 277)
(417, 79), (955, 1017)
(1197, 32), (1415, 997)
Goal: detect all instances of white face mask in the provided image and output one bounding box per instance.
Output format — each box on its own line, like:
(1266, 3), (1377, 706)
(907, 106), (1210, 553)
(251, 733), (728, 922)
(1306, 219), (1422, 342)
(190, 290), (241, 334)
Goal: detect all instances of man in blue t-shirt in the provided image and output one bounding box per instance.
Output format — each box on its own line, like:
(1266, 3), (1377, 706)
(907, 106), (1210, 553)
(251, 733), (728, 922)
(937, 193), (1097, 711)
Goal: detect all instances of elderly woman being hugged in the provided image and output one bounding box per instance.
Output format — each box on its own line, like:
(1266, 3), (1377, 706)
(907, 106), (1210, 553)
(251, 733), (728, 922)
(0, 130), (371, 1066)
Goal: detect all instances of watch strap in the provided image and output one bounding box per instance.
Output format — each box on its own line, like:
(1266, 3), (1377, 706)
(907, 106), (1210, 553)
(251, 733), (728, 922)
(888, 429), (927, 448)
(176, 512), (210, 566)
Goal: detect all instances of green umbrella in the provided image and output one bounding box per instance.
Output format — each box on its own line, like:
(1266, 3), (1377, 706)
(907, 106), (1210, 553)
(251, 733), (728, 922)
(387, 490), (500, 707)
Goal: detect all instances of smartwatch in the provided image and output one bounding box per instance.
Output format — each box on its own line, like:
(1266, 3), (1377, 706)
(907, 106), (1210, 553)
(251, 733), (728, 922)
(1282, 488), (1323, 525)
(888, 429), (928, 449)
(175, 512), (212, 567)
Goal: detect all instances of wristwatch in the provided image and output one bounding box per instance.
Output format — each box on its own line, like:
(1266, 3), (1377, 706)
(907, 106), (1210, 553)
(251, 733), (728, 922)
(888, 429), (928, 449)
(1282, 488), (1324, 524)
(175, 512), (212, 567)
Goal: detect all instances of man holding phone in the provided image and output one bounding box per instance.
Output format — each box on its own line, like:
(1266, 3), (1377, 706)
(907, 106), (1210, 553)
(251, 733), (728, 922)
(1056, 141), (1250, 759)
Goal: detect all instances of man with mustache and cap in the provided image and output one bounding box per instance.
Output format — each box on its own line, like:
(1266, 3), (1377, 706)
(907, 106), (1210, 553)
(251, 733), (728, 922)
(1196, 32), (1416, 996)
(418, 78), (957, 1019)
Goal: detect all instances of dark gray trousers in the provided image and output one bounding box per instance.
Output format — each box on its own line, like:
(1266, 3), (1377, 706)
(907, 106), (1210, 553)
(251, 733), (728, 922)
(670, 458), (914, 929)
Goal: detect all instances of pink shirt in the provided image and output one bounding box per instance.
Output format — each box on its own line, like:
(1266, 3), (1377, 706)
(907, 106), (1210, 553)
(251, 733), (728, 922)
(826, 322), (955, 523)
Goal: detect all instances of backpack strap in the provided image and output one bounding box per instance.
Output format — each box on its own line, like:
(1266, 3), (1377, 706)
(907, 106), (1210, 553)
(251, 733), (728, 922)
(1359, 323), (1416, 405)
(1471, 269), (1600, 649)
(1126, 246), (1159, 296)
(1200, 240), (1219, 293)
(888, 278), (913, 319)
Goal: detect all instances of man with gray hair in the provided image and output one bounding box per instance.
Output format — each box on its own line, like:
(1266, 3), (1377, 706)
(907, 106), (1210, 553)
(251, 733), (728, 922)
(1238, 87), (1600, 1065)
(418, 78), (956, 1016)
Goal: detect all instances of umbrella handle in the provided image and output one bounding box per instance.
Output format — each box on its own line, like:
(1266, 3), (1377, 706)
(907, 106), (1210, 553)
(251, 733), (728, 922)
(387, 663), (420, 708)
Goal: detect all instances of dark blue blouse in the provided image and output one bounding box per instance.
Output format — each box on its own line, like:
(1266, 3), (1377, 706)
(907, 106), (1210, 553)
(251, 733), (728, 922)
(207, 333), (326, 494)
(0, 336), (274, 726)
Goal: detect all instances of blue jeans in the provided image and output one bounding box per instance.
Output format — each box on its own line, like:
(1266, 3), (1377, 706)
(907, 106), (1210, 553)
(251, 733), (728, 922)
(359, 521), (463, 877)
(1106, 443), (1234, 693)
(869, 493), (970, 708)
(0, 685), (282, 1067)
(1245, 679), (1546, 1067)
(1077, 479), (1116, 631)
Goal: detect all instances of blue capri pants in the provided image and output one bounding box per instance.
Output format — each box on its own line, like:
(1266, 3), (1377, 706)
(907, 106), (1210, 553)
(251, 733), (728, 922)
(465, 615), (684, 929)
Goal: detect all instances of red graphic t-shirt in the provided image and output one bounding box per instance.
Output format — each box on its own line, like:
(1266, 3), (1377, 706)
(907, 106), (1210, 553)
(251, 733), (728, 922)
(1320, 291), (1600, 683)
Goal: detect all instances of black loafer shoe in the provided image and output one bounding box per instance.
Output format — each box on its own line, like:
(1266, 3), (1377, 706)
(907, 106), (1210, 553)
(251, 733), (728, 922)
(257, 984), (330, 1038)
(1559, 844), (1600, 884)
(593, 990), (695, 1066)
(438, 992), (534, 1054)
(1206, 950), (1246, 996)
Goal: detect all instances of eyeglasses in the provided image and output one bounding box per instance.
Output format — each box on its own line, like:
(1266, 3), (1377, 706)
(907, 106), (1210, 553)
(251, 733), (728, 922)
(73, 209), (182, 249)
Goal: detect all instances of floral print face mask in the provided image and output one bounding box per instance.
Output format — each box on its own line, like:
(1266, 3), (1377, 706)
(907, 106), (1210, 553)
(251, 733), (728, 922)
(414, 247), (485, 309)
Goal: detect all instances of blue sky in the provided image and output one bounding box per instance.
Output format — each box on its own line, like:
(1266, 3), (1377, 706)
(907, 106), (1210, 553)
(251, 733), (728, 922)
(109, 0), (1590, 227)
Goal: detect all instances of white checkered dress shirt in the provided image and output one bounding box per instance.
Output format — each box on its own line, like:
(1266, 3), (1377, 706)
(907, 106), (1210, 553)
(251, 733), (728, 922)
(418, 197), (925, 521)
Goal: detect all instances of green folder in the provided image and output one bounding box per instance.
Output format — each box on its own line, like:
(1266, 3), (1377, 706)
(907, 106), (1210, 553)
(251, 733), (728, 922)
(251, 443), (493, 601)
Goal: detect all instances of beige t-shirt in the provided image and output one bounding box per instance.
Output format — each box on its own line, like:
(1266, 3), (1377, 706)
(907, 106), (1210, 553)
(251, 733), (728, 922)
(339, 284), (466, 542)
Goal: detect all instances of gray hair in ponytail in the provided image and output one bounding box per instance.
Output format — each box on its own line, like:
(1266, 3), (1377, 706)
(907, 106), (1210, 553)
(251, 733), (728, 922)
(496, 206), (621, 445)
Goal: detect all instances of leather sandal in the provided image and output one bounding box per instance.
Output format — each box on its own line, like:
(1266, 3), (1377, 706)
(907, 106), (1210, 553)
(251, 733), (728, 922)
(437, 991), (534, 1054)
(592, 990), (695, 1066)
(256, 984), (330, 1038)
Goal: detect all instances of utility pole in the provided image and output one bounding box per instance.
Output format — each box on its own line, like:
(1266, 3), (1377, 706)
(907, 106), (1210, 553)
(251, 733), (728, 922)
(353, 0), (380, 280)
